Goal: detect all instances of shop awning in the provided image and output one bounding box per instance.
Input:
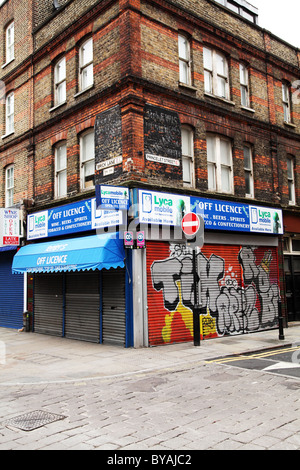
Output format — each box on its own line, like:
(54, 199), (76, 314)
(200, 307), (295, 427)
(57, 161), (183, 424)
(12, 233), (125, 274)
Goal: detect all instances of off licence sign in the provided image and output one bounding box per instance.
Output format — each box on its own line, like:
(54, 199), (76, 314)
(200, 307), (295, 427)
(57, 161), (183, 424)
(181, 212), (201, 237)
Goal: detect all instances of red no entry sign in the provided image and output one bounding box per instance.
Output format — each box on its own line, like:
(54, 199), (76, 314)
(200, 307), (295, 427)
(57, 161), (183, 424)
(181, 212), (201, 237)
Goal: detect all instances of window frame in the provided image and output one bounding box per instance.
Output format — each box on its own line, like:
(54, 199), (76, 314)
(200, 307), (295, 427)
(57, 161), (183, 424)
(80, 129), (95, 190)
(79, 38), (93, 92)
(206, 134), (233, 194)
(54, 56), (66, 106)
(5, 21), (14, 64)
(54, 142), (67, 199)
(287, 156), (296, 205)
(282, 82), (291, 123)
(5, 164), (14, 207)
(5, 92), (14, 135)
(181, 126), (194, 187)
(243, 144), (254, 198)
(178, 34), (191, 86)
(203, 47), (230, 100)
(240, 63), (250, 108)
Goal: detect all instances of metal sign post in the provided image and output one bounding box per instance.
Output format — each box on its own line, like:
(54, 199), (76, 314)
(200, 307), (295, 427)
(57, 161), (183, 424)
(181, 213), (204, 347)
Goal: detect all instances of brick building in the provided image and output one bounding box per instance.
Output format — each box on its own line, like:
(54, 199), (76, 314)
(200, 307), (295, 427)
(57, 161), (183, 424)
(1, 0), (299, 346)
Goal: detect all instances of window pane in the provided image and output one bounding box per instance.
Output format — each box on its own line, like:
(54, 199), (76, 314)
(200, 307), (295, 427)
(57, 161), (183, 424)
(56, 58), (66, 82)
(81, 39), (93, 66)
(221, 166), (231, 192)
(82, 132), (95, 161)
(56, 145), (66, 170)
(178, 35), (189, 60)
(179, 60), (189, 84)
(292, 240), (300, 252)
(207, 163), (216, 190)
(181, 128), (191, 156)
(216, 53), (226, 76)
(81, 63), (93, 89)
(182, 156), (191, 184)
(239, 64), (247, 85)
(243, 146), (251, 169)
(217, 76), (226, 98)
(288, 181), (295, 202)
(57, 170), (67, 197)
(57, 82), (66, 103)
(245, 171), (251, 195)
(241, 86), (248, 106)
(206, 136), (215, 162)
(220, 139), (231, 164)
(203, 47), (212, 70)
(204, 70), (212, 93)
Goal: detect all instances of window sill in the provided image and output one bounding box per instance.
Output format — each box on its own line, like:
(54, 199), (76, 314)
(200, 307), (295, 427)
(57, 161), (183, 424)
(1, 58), (15, 69)
(284, 121), (296, 128)
(178, 82), (197, 92)
(204, 92), (235, 106)
(1, 131), (14, 140)
(241, 106), (255, 113)
(74, 84), (94, 98)
(49, 101), (67, 113)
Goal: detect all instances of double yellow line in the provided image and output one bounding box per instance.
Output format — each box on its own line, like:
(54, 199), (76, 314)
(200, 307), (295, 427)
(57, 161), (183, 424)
(206, 345), (300, 364)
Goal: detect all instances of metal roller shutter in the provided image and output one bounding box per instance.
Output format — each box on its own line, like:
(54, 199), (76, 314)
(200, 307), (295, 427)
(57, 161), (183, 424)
(65, 272), (100, 343)
(102, 267), (126, 345)
(147, 242), (280, 345)
(0, 251), (23, 329)
(34, 274), (63, 336)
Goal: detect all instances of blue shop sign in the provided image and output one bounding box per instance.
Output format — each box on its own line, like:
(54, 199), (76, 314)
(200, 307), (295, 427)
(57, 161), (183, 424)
(27, 198), (123, 240)
(190, 196), (283, 235)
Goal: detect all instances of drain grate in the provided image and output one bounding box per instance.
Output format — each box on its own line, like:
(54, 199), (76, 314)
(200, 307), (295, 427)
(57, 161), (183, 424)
(6, 410), (66, 431)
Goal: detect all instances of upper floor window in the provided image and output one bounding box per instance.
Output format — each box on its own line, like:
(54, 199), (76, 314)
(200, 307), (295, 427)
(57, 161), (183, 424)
(282, 83), (291, 123)
(79, 38), (93, 91)
(178, 34), (191, 86)
(287, 156), (296, 205)
(181, 126), (194, 186)
(54, 57), (66, 106)
(5, 22), (14, 63)
(206, 135), (233, 193)
(5, 92), (14, 135)
(243, 145), (254, 197)
(240, 63), (250, 107)
(5, 165), (14, 207)
(55, 142), (67, 198)
(80, 130), (95, 190)
(203, 47), (229, 100)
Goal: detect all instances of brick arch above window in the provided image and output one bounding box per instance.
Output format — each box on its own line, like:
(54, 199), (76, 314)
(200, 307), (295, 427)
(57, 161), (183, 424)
(50, 131), (68, 146)
(76, 117), (96, 135)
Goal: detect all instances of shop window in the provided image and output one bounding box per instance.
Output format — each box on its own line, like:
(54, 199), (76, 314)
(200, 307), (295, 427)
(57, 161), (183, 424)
(80, 130), (95, 190)
(5, 164), (14, 207)
(203, 47), (230, 100)
(79, 38), (93, 92)
(243, 145), (254, 197)
(54, 57), (66, 106)
(178, 34), (191, 86)
(181, 126), (194, 186)
(206, 134), (233, 194)
(55, 142), (67, 198)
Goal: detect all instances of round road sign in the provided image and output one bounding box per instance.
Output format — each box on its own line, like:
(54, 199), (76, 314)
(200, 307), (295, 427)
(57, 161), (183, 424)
(181, 212), (201, 237)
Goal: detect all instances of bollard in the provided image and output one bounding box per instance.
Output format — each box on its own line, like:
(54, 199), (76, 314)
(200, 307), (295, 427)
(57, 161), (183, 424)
(278, 299), (285, 340)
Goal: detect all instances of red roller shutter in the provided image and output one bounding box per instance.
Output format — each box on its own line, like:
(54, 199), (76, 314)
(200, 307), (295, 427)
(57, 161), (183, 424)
(147, 242), (279, 346)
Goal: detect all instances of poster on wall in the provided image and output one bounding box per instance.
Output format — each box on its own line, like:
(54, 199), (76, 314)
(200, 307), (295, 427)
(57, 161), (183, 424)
(138, 189), (190, 226)
(0, 208), (20, 246)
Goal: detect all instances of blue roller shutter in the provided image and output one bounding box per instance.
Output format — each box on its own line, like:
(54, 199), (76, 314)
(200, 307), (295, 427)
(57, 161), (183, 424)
(0, 250), (23, 329)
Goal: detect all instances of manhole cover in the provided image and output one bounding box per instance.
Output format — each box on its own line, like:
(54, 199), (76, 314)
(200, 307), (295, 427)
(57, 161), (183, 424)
(6, 410), (66, 431)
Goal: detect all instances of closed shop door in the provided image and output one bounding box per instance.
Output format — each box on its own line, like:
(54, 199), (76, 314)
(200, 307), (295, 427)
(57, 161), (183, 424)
(102, 267), (126, 345)
(147, 242), (280, 345)
(34, 274), (63, 336)
(65, 272), (100, 343)
(0, 251), (23, 329)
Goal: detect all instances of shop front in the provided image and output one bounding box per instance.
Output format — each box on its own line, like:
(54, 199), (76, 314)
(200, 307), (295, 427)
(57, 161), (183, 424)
(136, 189), (284, 346)
(12, 198), (133, 347)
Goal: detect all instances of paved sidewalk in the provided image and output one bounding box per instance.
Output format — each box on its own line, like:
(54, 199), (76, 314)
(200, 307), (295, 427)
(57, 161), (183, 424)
(1, 324), (300, 451)
(0, 323), (299, 386)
